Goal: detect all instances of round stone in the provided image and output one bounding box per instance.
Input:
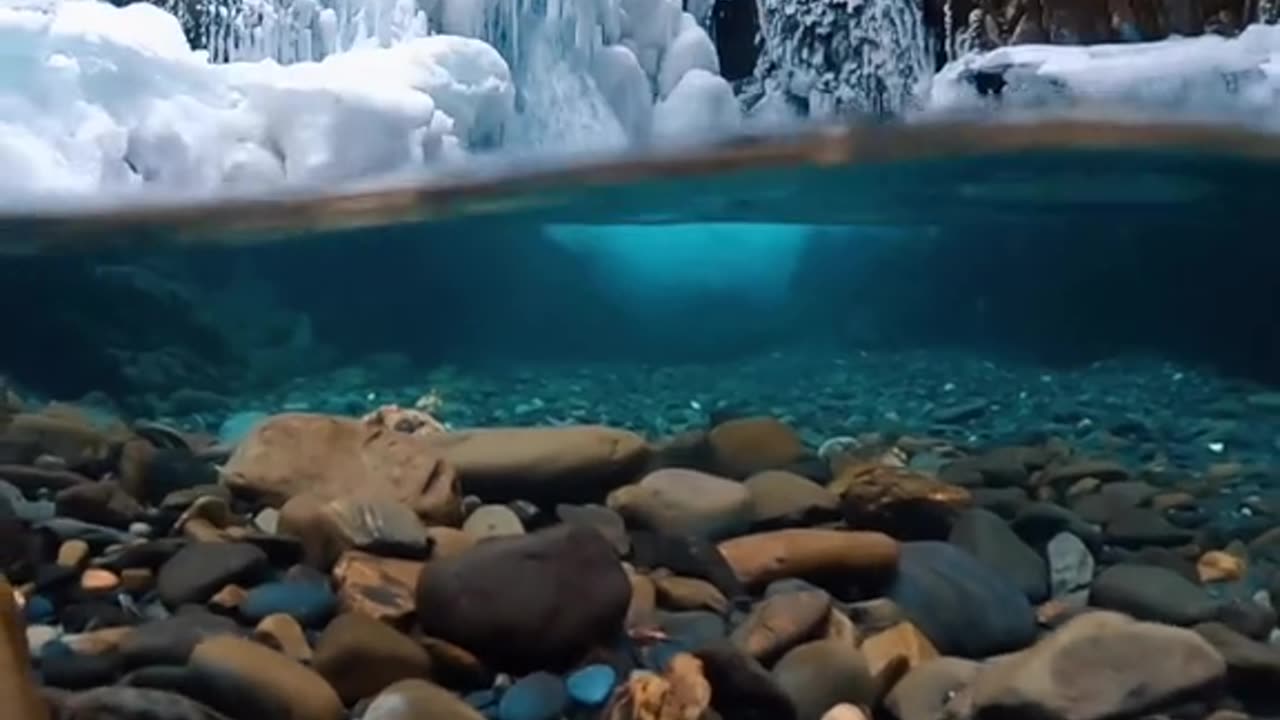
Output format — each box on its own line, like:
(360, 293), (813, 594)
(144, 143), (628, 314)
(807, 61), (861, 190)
(23, 594), (55, 623)
(498, 672), (568, 720)
(566, 664), (616, 706)
(80, 569), (121, 593)
(463, 505), (526, 540)
(239, 581), (337, 627)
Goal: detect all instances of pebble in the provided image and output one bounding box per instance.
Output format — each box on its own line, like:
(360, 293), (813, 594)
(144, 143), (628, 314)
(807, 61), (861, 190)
(498, 672), (568, 720)
(239, 580), (337, 627)
(566, 664), (616, 706)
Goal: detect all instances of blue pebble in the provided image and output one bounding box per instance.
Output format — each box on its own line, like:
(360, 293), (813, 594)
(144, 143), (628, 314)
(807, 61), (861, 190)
(39, 639), (73, 662)
(239, 581), (336, 627)
(465, 689), (500, 710)
(498, 672), (568, 720)
(23, 595), (54, 623)
(566, 664), (616, 707)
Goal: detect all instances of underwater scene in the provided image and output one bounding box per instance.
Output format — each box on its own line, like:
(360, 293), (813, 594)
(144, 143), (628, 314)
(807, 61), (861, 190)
(8, 0), (1280, 719)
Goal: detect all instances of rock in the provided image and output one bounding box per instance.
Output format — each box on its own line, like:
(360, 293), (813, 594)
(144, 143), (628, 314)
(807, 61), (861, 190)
(629, 531), (744, 599)
(1105, 507), (1193, 547)
(253, 613), (312, 663)
(426, 527), (477, 561)
(969, 486), (1029, 518)
(555, 504), (629, 556)
(115, 610), (241, 668)
(54, 686), (233, 720)
(771, 639), (879, 720)
(331, 550), (421, 624)
(415, 523), (629, 673)
(156, 542), (269, 608)
(361, 679), (486, 720)
(626, 570), (658, 629)
(55, 480), (145, 529)
(607, 469), (752, 540)
(239, 581), (336, 627)
(1010, 502), (1102, 548)
(716, 529), (899, 588)
(951, 611), (1225, 720)
(819, 705), (868, 720)
(948, 508), (1049, 602)
(567, 664), (617, 706)
(743, 471), (839, 526)
(1047, 531), (1095, 597)
(731, 590), (831, 663)
(1041, 459), (1130, 488)
(884, 657), (981, 720)
(190, 635), (344, 720)
(831, 465), (971, 540)
(120, 568), (154, 594)
(312, 612), (432, 705)
(1198, 550), (1245, 583)
(209, 584), (248, 612)
(57, 539), (90, 569)
(694, 642), (797, 720)
(138, 449), (220, 504)
(652, 574), (730, 614)
(706, 417), (808, 478)
(1090, 564), (1218, 626)
(1128, 545), (1200, 583)
(81, 568), (121, 593)
(1, 577), (49, 720)
(603, 652), (711, 720)
(887, 541), (1037, 658)
(462, 504), (526, 540)
(498, 672), (568, 720)
(1192, 621), (1280, 702)
(42, 649), (123, 688)
(859, 620), (939, 676)
(653, 610), (727, 654)
(119, 664), (287, 719)
(418, 425), (651, 503)
(222, 413), (463, 524)
(1215, 597), (1276, 640)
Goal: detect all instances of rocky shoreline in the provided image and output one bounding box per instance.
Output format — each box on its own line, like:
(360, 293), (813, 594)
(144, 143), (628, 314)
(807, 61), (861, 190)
(4, 354), (1280, 720)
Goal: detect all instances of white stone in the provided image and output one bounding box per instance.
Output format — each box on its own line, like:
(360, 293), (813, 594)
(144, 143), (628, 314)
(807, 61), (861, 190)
(1048, 531), (1095, 597)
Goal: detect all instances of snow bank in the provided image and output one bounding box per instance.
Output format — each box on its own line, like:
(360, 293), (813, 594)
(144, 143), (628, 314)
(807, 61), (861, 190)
(0, 0), (513, 204)
(928, 24), (1280, 127)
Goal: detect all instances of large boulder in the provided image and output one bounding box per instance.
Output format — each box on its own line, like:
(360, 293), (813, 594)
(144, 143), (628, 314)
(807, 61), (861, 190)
(222, 413), (462, 525)
(415, 523), (630, 673)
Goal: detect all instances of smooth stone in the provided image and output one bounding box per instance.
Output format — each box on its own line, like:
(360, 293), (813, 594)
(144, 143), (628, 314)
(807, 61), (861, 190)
(743, 470), (839, 526)
(279, 494), (431, 569)
(156, 542), (269, 608)
(716, 529), (899, 588)
(706, 417), (808, 478)
(81, 568), (121, 593)
(117, 611), (242, 668)
(948, 508), (1049, 602)
(25, 594), (55, 623)
(566, 663), (616, 706)
(120, 663), (288, 720)
(1105, 507), (1194, 548)
(40, 650), (123, 689)
(331, 550), (421, 624)
(252, 613), (313, 663)
(239, 581), (336, 627)
(1193, 621), (1280, 703)
(129, 521), (153, 537)
(37, 517), (132, 546)
(1047, 531), (1095, 597)
(2, 576), (50, 720)
(771, 639), (879, 720)
(97, 538), (187, 573)
(885, 657), (981, 720)
(462, 504), (526, 540)
(554, 504), (629, 556)
(498, 672), (568, 720)
(190, 635), (343, 720)
(731, 590), (832, 663)
(693, 642), (797, 720)
(54, 686), (235, 720)
(1010, 503), (1102, 549)
(819, 705), (868, 720)
(27, 624), (60, 655)
(607, 468), (753, 540)
(362, 679), (486, 720)
(859, 620), (939, 676)
(629, 531), (744, 600)
(54, 480), (145, 529)
(1090, 564), (1219, 626)
(652, 574), (730, 615)
(253, 508), (279, 534)
(312, 612), (432, 705)
(888, 541), (1037, 658)
(57, 539), (90, 569)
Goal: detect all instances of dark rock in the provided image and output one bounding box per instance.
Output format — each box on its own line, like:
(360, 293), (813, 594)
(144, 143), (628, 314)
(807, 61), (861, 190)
(60, 602), (142, 633)
(1126, 546), (1200, 584)
(1105, 507), (1194, 548)
(771, 639), (880, 720)
(37, 517), (131, 547)
(238, 581), (335, 627)
(312, 613), (433, 705)
(655, 610), (729, 651)
(1090, 564), (1218, 626)
(54, 686), (235, 720)
(628, 530), (744, 600)
(1215, 598), (1277, 641)
(156, 542), (269, 608)
(55, 480), (145, 529)
(40, 651), (123, 689)
(1011, 502), (1102, 549)
(694, 641), (797, 720)
(885, 657), (981, 720)
(1192, 622), (1280, 710)
(497, 672), (567, 720)
(121, 664), (289, 720)
(886, 541), (1037, 658)
(555, 504), (629, 556)
(97, 538), (188, 573)
(415, 523), (629, 673)
(117, 611), (242, 668)
(142, 450), (220, 503)
(968, 487), (1030, 519)
(948, 508), (1049, 602)
(227, 532), (302, 568)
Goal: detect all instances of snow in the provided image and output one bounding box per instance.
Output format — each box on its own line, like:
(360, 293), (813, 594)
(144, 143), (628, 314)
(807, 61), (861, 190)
(653, 68), (741, 140)
(656, 13), (719, 99)
(928, 25), (1280, 128)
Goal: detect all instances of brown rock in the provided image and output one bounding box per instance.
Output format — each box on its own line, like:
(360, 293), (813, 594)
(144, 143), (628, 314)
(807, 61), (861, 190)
(820, 705), (868, 720)
(209, 584), (248, 611)
(55, 479), (145, 528)
(332, 550), (422, 625)
(1, 576), (49, 720)
(825, 609), (861, 646)
(63, 625), (133, 655)
(279, 494), (430, 570)
(1198, 550), (1245, 583)
(461, 504), (525, 540)
(732, 590), (832, 663)
(183, 517), (228, 543)
(1041, 459), (1130, 488)
(830, 465), (971, 540)
(417, 635), (490, 687)
(1065, 476), (1101, 498)
(415, 523), (630, 673)
(426, 527), (476, 561)
(254, 613), (313, 663)
(117, 437), (155, 499)
(948, 611), (1225, 720)
(717, 529), (899, 588)
(858, 621), (938, 676)
(772, 639), (879, 720)
(653, 574), (730, 614)
(744, 470), (840, 526)
(556, 503), (630, 556)
(57, 539), (90, 569)
(885, 657), (981, 720)
(604, 653), (712, 720)
(1151, 491), (1196, 512)
(626, 568), (659, 629)
(419, 425), (651, 503)
(223, 413), (463, 525)
(190, 635), (343, 720)
(81, 568), (121, 593)
(313, 613), (433, 705)
(360, 679), (486, 720)
(0, 409), (119, 468)
(706, 417), (808, 478)
(608, 469), (752, 540)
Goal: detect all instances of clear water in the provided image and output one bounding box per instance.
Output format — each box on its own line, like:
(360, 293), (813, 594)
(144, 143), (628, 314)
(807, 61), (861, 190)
(5, 119), (1280, 718)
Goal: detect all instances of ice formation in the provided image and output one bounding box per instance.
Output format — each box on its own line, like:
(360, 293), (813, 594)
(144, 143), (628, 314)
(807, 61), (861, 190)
(927, 25), (1280, 127)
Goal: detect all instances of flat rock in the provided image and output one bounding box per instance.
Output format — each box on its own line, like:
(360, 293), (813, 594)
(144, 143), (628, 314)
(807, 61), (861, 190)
(716, 529), (899, 588)
(239, 581), (336, 627)
(885, 657), (981, 720)
(331, 550), (421, 624)
(950, 611), (1225, 720)
(415, 523), (629, 673)
(313, 612), (432, 705)
(832, 465), (971, 540)
(948, 508), (1049, 602)
(116, 610), (242, 668)
(1090, 564), (1218, 626)
(608, 469), (752, 540)
(731, 590), (832, 663)
(156, 542), (269, 608)
(1041, 459), (1130, 487)
(1192, 621), (1280, 702)
(190, 635), (343, 720)
(653, 574), (730, 614)
(706, 417), (809, 478)
(462, 504), (525, 540)
(279, 494), (430, 569)
(1104, 507), (1194, 548)
(223, 413), (463, 524)
(54, 686), (233, 720)
(887, 541), (1037, 658)
(693, 642), (797, 720)
(54, 480), (145, 529)
(742, 471), (839, 526)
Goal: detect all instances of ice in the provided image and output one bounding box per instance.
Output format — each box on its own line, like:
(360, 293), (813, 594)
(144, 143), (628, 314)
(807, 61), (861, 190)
(656, 14), (719, 99)
(591, 44), (654, 142)
(652, 68), (741, 141)
(927, 25), (1280, 128)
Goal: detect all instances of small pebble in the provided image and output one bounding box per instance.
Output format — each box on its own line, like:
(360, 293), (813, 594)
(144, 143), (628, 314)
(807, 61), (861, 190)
(57, 539), (90, 569)
(24, 594), (55, 623)
(498, 672), (568, 720)
(129, 522), (153, 537)
(80, 569), (121, 593)
(566, 664), (616, 706)
(120, 568), (154, 594)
